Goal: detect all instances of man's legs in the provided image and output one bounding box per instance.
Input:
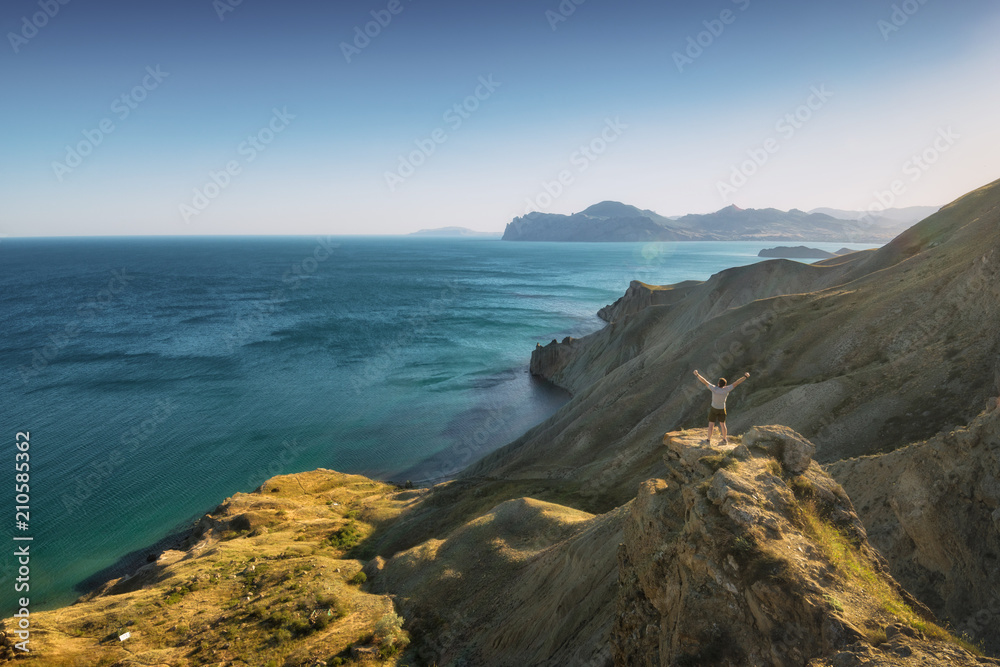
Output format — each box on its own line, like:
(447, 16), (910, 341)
(707, 421), (715, 443)
(719, 420), (728, 444)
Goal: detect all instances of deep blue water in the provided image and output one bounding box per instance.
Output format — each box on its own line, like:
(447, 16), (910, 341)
(0, 236), (878, 610)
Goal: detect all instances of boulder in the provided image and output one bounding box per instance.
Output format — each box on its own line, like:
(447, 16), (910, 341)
(744, 425), (817, 475)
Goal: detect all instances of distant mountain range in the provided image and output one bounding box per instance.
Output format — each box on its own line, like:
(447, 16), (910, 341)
(501, 201), (939, 243)
(808, 205), (940, 225)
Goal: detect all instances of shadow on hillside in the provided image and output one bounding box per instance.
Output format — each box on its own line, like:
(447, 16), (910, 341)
(74, 526), (192, 598)
(357, 477), (618, 562)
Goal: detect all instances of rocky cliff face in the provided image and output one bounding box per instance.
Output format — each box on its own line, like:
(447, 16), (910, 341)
(529, 335), (583, 388)
(525, 250), (880, 397)
(829, 408), (1000, 654)
(596, 280), (702, 323)
(611, 426), (987, 666)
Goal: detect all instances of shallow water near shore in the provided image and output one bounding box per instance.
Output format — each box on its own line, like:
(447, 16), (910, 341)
(0, 236), (878, 609)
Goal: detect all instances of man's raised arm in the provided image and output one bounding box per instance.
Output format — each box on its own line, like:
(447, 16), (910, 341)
(731, 372), (751, 387)
(693, 370), (712, 387)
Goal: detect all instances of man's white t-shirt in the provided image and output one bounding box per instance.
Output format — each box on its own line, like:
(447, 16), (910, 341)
(709, 385), (735, 409)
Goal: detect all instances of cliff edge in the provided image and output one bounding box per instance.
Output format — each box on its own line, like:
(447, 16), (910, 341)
(613, 425), (990, 666)
(830, 408), (1000, 654)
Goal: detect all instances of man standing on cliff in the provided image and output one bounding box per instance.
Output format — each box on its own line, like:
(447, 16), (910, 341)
(693, 370), (750, 445)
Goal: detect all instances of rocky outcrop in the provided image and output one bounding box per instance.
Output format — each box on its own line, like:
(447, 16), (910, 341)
(810, 637), (998, 667)
(525, 251), (877, 397)
(744, 424), (818, 475)
(529, 336), (582, 385)
(612, 427), (988, 666)
(597, 280), (701, 323)
(358, 424), (995, 666)
(829, 408), (1000, 653)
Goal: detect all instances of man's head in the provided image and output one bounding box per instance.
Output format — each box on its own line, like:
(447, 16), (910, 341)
(718, 378), (727, 388)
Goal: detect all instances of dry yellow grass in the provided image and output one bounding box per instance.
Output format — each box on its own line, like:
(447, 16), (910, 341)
(796, 499), (983, 655)
(0, 470), (421, 666)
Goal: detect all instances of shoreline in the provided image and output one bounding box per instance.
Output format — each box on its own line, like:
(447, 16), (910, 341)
(66, 367), (572, 607)
(389, 370), (571, 486)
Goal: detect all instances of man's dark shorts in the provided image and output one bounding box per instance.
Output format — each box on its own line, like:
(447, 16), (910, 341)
(708, 407), (727, 424)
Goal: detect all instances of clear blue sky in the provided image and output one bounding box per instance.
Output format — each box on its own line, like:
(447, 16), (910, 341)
(2, 0), (999, 235)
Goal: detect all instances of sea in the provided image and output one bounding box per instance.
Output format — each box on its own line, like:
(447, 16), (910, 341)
(0, 236), (879, 610)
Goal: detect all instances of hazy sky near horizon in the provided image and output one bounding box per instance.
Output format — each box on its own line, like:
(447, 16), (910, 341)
(2, 0), (999, 236)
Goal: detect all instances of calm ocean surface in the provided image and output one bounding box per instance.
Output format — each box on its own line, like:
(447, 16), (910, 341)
(0, 236), (878, 609)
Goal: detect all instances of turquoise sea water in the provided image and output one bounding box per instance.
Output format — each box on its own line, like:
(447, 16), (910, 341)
(0, 237), (878, 610)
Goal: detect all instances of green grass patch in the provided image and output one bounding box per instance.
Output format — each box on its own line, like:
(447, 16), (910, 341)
(798, 500), (980, 654)
(699, 455), (738, 472)
(729, 535), (756, 561)
(824, 594), (844, 612)
(328, 521), (363, 551)
(373, 612), (409, 657)
(163, 585), (190, 605)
